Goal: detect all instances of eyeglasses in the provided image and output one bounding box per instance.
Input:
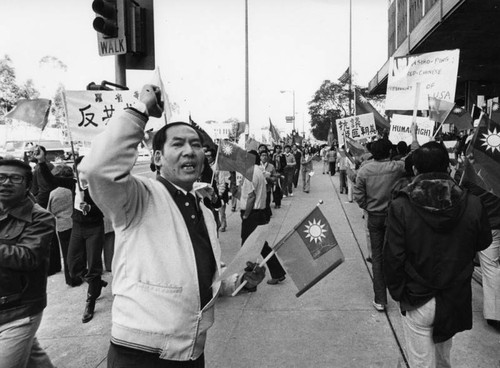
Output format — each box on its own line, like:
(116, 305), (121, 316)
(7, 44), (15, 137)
(0, 174), (25, 184)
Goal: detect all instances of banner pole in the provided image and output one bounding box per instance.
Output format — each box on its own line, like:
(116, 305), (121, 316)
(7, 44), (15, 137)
(61, 90), (83, 191)
(412, 82), (421, 125)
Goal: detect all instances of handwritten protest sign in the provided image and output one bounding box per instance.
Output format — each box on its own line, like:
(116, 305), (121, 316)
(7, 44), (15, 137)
(335, 113), (377, 147)
(389, 114), (435, 145)
(64, 90), (166, 141)
(386, 49), (460, 111)
(64, 91), (139, 140)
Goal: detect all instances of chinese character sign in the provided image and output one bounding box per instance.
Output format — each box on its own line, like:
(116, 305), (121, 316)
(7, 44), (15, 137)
(65, 91), (140, 140)
(335, 113), (377, 147)
(386, 49), (460, 111)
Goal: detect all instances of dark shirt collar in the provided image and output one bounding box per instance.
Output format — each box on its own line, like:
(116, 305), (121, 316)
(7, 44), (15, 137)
(156, 175), (196, 198)
(0, 197), (34, 223)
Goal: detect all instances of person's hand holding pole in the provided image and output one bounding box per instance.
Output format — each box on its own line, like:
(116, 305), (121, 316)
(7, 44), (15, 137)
(33, 145), (46, 163)
(139, 84), (164, 118)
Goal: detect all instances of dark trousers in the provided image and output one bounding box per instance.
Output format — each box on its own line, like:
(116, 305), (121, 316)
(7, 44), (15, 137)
(265, 190), (272, 219)
(329, 162), (336, 175)
(273, 176), (283, 206)
(48, 229), (61, 276)
(338, 169), (347, 193)
(68, 221), (104, 283)
(108, 343), (204, 368)
(293, 165), (300, 188)
(367, 214), (387, 305)
(58, 228), (83, 286)
(283, 167), (295, 195)
(241, 209), (286, 280)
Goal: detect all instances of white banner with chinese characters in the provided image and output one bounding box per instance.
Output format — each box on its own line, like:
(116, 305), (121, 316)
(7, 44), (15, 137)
(335, 113), (377, 147)
(386, 49), (460, 111)
(389, 114), (435, 145)
(64, 90), (140, 141)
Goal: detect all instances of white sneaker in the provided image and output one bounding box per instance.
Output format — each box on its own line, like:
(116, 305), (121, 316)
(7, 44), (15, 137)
(372, 301), (385, 312)
(290, 193), (293, 197)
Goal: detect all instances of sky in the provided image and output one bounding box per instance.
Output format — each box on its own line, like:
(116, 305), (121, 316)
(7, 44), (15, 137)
(0, 0), (388, 137)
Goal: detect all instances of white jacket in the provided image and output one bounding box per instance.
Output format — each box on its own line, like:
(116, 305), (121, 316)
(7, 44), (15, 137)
(79, 109), (238, 361)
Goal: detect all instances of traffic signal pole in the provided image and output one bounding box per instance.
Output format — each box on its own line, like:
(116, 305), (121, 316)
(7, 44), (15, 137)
(116, 54), (126, 86)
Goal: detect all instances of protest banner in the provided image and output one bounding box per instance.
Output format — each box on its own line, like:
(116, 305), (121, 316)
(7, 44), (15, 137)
(64, 90), (141, 141)
(389, 114), (434, 145)
(335, 113), (378, 147)
(386, 49), (460, 111)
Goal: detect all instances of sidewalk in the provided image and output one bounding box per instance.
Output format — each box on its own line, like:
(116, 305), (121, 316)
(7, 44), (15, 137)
(38, 162), (499, 367)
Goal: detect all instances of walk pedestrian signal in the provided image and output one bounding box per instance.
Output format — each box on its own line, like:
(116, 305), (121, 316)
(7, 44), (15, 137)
(92, 0), (127, 56)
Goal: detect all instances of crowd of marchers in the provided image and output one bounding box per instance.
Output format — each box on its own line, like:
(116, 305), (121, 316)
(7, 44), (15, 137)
(0, 84), (498, 368)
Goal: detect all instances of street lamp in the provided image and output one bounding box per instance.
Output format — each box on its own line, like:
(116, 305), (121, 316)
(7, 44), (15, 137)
(280, 89), (295, 133)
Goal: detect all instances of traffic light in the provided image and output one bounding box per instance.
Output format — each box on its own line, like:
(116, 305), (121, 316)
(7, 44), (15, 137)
(92, 0), (127, 56)
(92, 0), (118, 38)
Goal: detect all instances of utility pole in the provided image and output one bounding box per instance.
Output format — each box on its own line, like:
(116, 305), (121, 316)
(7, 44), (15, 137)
(245, 0), (249, 136)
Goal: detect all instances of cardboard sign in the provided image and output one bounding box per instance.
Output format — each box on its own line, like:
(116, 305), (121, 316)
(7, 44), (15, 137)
(386, 49), (460, 111)
(335, 113), (377, 147)
(389, 114), (435, 145)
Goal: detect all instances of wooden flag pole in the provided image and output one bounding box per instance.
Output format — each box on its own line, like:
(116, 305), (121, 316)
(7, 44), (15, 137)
(231, 200), (324, 296)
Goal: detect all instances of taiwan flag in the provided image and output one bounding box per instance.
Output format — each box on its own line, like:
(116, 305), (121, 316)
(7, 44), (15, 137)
(217, 140), (255, 181)
(464, 115), (500, 197)
(273, 206), (344, 297)
(5, 98), (51, 130)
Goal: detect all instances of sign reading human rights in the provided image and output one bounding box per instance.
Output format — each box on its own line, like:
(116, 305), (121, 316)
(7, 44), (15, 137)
(386, 49), (460, 111)
(389, 114), (435, 145)
(336, 113), (377, 147)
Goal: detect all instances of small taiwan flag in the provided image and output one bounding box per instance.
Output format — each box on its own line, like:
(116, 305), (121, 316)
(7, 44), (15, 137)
(273, 206), (344, 297)
(216, 140), (255, 181)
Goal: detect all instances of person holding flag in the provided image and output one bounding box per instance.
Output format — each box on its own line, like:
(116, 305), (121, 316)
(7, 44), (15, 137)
(240, 151), (286, 287)
(79, 84), (265, 367)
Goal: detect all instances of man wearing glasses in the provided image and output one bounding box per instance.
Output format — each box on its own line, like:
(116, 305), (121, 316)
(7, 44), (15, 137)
(0, 159), (55, 367)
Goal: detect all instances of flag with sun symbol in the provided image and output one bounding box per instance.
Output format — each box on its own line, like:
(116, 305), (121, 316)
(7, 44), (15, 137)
(272, 206), (344, 297)
(355, 88), (390, 130)
(445, 105), (473, 131)
(464, 115), (500, 197)
(216, 140), (255, 181)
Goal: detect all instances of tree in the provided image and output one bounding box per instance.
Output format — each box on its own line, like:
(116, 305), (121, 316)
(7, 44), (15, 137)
(38, 56), (68, 128)
(0, 55), (41, 124)
(308, 80), (386, 141)
(308, 80), (350, 141)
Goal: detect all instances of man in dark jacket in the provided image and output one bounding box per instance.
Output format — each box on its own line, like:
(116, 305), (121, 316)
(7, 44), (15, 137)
(34, 151), (107, 324)
(384, 141), (492, 367)
(0, 159), (55, 367)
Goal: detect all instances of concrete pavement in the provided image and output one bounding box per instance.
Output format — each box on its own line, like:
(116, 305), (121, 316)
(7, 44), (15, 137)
(38, 161), (499, 367)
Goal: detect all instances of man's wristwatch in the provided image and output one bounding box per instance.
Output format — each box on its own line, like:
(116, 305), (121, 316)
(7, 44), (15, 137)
(127, 102), (149, 119)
